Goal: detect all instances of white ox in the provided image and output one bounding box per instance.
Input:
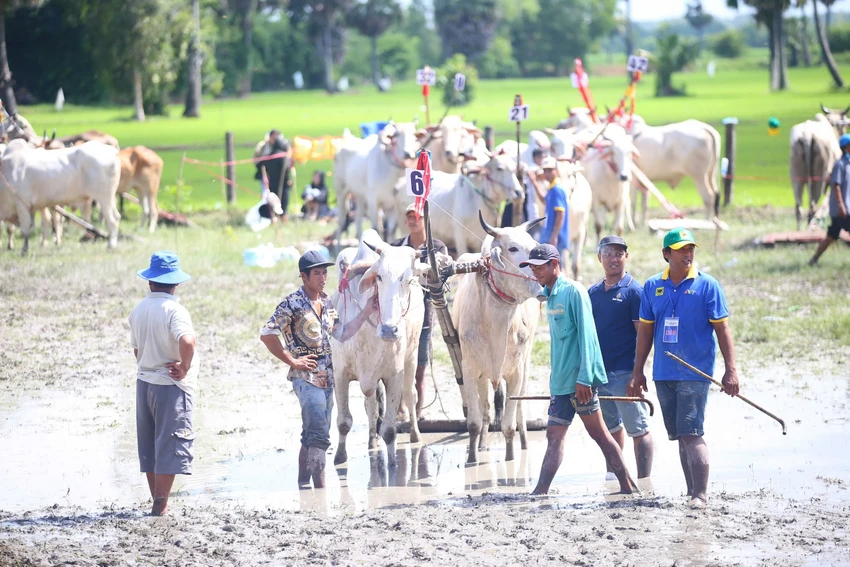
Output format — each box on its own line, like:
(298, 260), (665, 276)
(331, 230), (429, 466)
(452, 213), (544, 463)
(0, 139), (121, 254)
(393, 153), (523, 255)
(492, 130), (551, 166)
(550, 125), (638, 238)
(334, 122), (419, 240)
(790, 114), (841, 229)
(416, 115), (482, 174)
(558, 109), (722, 223)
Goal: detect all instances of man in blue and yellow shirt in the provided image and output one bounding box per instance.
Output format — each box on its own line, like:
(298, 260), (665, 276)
(538, 158), (570, 264)
(629, 228), (740, 508)
(523, 244), (637, 496)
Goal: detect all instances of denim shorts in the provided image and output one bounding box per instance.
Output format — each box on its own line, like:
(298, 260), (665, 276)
(655, 380), (711, 441)
(292, 378), (334, 451)
(417, 303), (433, 367)
(136, 380), (194, 475)
(599, 370), (650, 437)
(547, 389), (600, 426)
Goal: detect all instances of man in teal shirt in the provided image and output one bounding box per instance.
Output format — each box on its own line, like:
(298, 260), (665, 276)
(523, 244), (638, 496)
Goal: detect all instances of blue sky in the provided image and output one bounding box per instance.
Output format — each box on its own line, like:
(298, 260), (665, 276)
(630, 0), (850, 22)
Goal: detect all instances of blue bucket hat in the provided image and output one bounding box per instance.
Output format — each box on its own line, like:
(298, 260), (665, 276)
(840, 134), (850, 150)
(137, 250), (191, 285)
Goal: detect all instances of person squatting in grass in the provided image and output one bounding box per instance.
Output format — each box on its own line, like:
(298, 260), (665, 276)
(629, 228), (740, 508)
(129, 251), (197, 516)
(260, 250), (375, 489)
(391, 202), (448, 420)
(588, 235), (655, 480)
(525, 243), (639, 496)
(809, 133), (850, 266)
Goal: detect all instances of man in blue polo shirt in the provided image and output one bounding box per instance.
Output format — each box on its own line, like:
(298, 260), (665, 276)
(523, 243), (638, 496)
(538, 158), (570, 266)
(809, 133), (850, 265)
(629, 228), (739, 508)
(589, 235), (654, 480)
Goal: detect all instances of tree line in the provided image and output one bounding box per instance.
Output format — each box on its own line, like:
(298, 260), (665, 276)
(0, 0), (846, 121)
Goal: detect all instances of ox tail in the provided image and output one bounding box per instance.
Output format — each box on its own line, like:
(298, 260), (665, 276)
(703, 124), (721, 217)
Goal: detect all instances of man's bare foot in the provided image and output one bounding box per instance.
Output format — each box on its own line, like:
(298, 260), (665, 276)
(151, 497), (168, 516)
(688, 496), (707, 509)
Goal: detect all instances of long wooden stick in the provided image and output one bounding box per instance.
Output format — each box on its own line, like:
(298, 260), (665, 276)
(510, 395), (654, 417)
(664, 351), (787, 435)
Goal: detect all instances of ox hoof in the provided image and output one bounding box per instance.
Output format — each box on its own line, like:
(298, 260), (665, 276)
(334, 450), (348, 466)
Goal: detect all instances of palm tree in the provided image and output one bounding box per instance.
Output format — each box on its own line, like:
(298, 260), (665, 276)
(183, 0), (202, 117)
(347, 0), (401, 91)
(0, 0), (44, 114)
(727, 0), (790, 91)
(812, 0), (844, 87)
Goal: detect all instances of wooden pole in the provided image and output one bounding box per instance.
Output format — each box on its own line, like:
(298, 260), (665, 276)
(483, 125), (494, 151)
(225, 131), (236, 205)
(722, 117), (737, 209)
(52, 206), (108, 239)
(512, 94), (523, 227)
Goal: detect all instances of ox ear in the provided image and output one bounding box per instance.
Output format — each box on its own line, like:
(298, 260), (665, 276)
(521, 217), (546, 234)
(357, 263), (379, 295)
(489, 246), (505, 269)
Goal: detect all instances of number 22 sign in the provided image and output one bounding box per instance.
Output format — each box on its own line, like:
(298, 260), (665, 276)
(405, 168), (427, 197)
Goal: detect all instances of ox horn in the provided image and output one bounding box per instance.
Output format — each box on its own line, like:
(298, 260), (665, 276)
(844, 106), (850, 116)
(821, 103), (830, 114)
(478, 210), (499, 238)
(50, 128), (56, 142)
(364, 241), (380, 253)
(521, 217), (546, 234)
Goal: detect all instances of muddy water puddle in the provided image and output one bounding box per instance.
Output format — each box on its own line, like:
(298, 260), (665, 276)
(1, 365), (848, 517)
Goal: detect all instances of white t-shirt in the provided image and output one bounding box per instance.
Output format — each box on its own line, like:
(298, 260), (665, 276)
(129, 292), (198, 395)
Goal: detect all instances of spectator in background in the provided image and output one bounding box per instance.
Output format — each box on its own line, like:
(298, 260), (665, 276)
(302, 170), (331, 221)
(254, 129), (293, 220)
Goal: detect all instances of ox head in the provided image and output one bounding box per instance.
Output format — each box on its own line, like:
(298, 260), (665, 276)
(477, 153), (524, 202)
(478, 211), (545, 301)
(547, 128), (578, 161)
(380, 120), (419, 163)
(416, 115), (482, 166)
(820, 104), (850, 136)
(356, 239), (430, 341)
(602, 130), (639, 183)
(527, 130), (551, 156)
(558, 107), (596, 131)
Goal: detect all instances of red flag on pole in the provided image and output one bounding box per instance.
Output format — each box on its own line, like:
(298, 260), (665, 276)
(414, 150), (431, 219)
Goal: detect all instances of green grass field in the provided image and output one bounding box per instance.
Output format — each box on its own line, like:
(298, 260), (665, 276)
(16, 57), (850, 217)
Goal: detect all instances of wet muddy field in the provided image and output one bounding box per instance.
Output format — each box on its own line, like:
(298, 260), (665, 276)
(2, 226), (850, 566)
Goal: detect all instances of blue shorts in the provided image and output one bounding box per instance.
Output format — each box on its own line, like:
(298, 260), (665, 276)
(292, 378), (334, 451)
(547, 390), (600, 426)
(655, 380), (710, 441)
(599, 370), (650, 437)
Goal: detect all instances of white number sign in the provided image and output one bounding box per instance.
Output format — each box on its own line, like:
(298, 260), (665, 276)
(454, 73), (466, 91)
(416, 68), (436, 86)
(508, 104), (529, 122)
(627, 55), (649, 73)
(405, 168), (427, 197)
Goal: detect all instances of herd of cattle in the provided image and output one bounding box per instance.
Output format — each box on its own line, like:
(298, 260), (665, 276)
(0, 114), (163, 254)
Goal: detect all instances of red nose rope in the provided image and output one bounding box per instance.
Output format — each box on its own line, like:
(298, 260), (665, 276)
(337, 267), (379, 328)
(373, 283), (412, 328)
(482, 257), (538, 305)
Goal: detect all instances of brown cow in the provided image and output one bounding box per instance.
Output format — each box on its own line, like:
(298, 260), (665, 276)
(117, 146), (163, 233)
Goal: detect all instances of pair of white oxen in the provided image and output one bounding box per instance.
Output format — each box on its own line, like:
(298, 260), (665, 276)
(330, 213), (545, 468)
(334, 111), (723, 281)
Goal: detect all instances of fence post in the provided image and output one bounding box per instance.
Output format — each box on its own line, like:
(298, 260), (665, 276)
(484, 125), (494, 151)
(722, 117), (737, 209)
(225, 131), (236, 205)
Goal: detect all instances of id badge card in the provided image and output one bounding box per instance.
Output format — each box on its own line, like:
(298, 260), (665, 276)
(663, 317), (679, 343)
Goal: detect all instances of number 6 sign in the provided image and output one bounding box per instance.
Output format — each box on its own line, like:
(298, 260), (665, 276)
(405, 168), (427, 197)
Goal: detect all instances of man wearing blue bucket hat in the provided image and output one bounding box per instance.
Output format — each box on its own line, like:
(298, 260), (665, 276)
(129, 251), (197, 516)
(260, 249), (375, 489)
(809, 133), (850, 265)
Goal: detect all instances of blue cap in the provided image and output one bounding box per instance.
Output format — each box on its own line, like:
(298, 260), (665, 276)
(137, 251), (191, 285)
(840, 134), (850, 149)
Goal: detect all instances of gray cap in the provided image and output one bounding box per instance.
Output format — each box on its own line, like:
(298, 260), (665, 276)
(598, 235), (628, 251)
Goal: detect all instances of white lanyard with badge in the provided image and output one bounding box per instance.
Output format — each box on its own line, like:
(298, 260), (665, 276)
(662, 284), (683, 344)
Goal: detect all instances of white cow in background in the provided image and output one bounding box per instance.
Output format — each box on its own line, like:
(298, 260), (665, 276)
(416, 115), (482, 174)
(334, 121), (419, 241)
(790, 114), (841, 229)
(493, 130), (551, 167)
(394, 153), (523, 255)
(452, 213), (545, 464)
(0, 139), (121, 254)
(331, 230), (429, 467)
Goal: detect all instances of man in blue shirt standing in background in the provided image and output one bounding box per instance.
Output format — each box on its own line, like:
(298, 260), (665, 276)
(809, 133), (850, 265)
(523, 244), (638, 496)
(589, 236), (654, 480)
(629, 228), (739, 508)
(538, 158), (570, 268)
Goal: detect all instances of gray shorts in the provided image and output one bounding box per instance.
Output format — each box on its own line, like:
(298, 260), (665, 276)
(136, 380), (194, 475)
(599, 370), (650, 437)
